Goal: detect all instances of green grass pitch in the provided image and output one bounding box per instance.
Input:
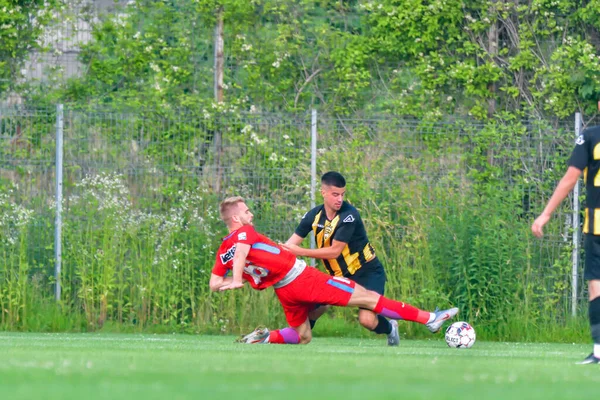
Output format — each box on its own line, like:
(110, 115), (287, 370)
(0, 332), (598, 400)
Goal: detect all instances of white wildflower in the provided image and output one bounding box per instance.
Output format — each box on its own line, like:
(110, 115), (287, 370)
(241, 124), (253, 134)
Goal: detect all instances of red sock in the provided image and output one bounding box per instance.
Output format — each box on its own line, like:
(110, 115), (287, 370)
(373, 296), (430, 324)
(268, 327), (300, 344)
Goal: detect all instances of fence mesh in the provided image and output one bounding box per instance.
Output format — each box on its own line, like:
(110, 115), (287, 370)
(0, 106), (587, 330)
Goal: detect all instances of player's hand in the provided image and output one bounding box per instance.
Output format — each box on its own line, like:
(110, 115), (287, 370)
(219, 281), (244, 291)
(280, 243), (302, 255)
(531, 214), (550, 238)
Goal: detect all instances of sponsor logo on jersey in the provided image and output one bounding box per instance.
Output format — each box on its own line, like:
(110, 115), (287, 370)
(343, 214), (355, 223)
(576, 135), (585, 145)
(220, 245), (236, 264)
(238, 232), (247, 241)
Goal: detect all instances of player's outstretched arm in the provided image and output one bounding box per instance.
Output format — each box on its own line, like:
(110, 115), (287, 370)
(532, 166), (581, 238)
(284, 233), (304, 246)
(219, 242), (250, 291)
(209, 274), (233, 292)
(281, 239), (346, 259)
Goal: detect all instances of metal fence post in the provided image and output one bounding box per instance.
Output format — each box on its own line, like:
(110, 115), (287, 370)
(572, 112), (582, 316)
(310, 109), (317, 265)
(55, 104), (64, 301)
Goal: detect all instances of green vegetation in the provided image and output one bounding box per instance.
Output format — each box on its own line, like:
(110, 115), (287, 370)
(0, 108), (585, 341)
(15, 0), (600, 120)
(0, 0), (59, 94)
(1, 1), (598, 339)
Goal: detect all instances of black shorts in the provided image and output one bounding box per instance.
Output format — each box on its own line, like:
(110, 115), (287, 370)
(347, 258), (387, 295)
(585, 234), (600, 280)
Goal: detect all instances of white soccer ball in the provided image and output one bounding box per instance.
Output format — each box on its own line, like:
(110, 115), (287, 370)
(444, 321), (476, 348)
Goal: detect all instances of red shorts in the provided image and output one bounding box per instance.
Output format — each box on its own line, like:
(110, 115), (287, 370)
(274, 266), (355, 327)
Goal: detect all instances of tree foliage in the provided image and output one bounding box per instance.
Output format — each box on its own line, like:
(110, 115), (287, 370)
(0, 0), (59, 95)
(19, 0), (600, 122)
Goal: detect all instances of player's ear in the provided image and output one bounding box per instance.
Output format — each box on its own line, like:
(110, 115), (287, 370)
(231, 214), (241, 224)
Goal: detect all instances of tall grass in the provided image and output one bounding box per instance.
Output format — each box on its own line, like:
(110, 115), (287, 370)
(0, 113), (587, 342)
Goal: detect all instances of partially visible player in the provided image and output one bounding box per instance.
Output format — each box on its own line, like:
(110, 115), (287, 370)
(281, 171), (398, 345)
(532, 125), (600, 364)
(210, 196), (458, 345)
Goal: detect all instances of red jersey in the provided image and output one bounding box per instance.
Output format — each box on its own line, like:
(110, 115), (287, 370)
(212, 225), (297, 290)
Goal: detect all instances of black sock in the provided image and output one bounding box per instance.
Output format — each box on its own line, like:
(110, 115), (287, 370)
(589, 297), (600, 344)
(309, 319), (317, 330)
(372, 315), (392, 335)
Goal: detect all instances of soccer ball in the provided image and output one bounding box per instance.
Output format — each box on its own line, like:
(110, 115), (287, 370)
(444, 321), (476, 348)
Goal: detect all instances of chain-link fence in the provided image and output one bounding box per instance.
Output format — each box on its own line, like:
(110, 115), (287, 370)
(0, 105), (586, 331)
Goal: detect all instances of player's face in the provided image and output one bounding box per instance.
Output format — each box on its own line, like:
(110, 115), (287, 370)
(235, 202), (254, 226)
(321, 185), (345, 211)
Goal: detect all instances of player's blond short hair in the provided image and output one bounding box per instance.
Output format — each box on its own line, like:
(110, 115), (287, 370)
(219, 196), (245, 223)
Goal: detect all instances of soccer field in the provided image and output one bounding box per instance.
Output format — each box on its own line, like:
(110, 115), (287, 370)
(0, 333), (597, 400)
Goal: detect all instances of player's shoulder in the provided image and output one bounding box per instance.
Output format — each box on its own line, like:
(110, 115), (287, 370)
(301, 204), (324, 220)
(575, 125), (600, 146)
(234, 225), (258, 241)
(339, 202), (361, 223)
(584, 125), (600, 135)
(580, 126), (600, 143)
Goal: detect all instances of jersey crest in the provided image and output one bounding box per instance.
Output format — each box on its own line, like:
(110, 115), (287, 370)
(323, 223), (335, 241)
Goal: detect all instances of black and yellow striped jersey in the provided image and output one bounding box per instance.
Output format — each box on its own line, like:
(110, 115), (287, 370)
(569, 125), (600, 235)
(294, 201), (377, 277)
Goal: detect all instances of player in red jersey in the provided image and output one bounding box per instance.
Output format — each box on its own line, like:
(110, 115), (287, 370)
(210, 196), (458, 344)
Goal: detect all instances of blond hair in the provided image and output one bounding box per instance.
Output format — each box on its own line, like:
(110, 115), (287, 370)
(219, 196), (245, 224)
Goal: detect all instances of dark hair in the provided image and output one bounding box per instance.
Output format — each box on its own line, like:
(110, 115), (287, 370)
(321, 171), (346, 188)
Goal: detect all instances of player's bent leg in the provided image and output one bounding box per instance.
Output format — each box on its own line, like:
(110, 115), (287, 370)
(357, 309), (378, 330)
(347, 284), (458, 331)
(347, 284), (426, 322)
(308, 305), (329, 320)
(293, 319), (312, 344)
(308, 305), (330, 329)
(358, 309), (398, 346)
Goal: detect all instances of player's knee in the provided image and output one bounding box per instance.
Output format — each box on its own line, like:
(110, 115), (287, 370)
(299, 331), (312, 344)
(358, 312), (378, 330)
